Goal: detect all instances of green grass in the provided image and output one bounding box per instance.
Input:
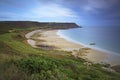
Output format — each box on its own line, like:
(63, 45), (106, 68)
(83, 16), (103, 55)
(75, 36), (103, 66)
(0, 33), (43, 54)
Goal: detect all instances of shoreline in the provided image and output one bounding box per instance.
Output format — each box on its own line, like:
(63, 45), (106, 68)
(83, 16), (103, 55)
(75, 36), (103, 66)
(57, 29), (120, 56)
(25, 29), (120, 66)
(57, 30), (120, 56)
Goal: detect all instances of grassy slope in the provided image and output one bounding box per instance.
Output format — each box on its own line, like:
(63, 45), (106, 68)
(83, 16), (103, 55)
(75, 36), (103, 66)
(0, 22), (120, 80)
(0, 33), (42, 54)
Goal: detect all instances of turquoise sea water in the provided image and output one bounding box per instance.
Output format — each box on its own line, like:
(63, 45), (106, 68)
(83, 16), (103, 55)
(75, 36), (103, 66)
(57, 26), (120, 55)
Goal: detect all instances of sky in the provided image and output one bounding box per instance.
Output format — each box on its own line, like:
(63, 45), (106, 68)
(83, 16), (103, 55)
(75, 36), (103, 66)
(0, 0), (120, 26)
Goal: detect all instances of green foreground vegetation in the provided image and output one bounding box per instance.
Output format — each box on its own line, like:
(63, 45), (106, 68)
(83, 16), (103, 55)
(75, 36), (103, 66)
(0, 21), (120, 80)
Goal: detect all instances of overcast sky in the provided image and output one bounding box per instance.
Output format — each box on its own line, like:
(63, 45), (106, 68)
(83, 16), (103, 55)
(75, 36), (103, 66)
(0, 0), (120, 26)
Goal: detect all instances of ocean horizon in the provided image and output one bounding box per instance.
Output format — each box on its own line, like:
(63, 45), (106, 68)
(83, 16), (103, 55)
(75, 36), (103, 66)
(57, 26), (120, 55)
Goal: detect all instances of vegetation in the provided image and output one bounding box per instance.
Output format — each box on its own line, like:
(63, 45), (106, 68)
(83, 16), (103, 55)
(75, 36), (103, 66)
(0, 21), (120, 80)
(0, 33), (43, 54)
(0, 21), (80, 34)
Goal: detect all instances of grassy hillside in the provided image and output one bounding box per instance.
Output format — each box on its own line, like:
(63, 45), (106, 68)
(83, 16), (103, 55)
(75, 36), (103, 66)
(0, 21), (80, 34)
(0, 21), (120, 80)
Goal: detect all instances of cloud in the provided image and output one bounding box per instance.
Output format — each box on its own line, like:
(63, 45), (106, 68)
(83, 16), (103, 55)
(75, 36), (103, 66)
(0, 2), (78, 21)
(82, 0), (119, 13)
(87, 0), (119, 9)
(0, 0), (120, 24)
(25, 3), (77, 18)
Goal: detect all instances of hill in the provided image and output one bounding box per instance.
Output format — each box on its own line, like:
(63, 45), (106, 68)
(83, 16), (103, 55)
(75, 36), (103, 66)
(0, 21), (80, 34)
(0, 21), (120, 80)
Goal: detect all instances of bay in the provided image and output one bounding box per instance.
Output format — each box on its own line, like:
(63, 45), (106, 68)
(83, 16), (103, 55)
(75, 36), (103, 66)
(58, 26), (120, 54)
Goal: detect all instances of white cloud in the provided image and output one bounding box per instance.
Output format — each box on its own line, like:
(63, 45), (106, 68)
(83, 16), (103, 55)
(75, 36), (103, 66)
(25, 3), (77, 18)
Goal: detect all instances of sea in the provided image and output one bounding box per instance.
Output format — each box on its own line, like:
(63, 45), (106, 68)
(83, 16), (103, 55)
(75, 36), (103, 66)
(57, 26), (120, 55)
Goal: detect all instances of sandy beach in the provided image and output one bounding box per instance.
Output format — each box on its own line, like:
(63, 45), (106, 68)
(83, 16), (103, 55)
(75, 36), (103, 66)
(25, 30), (120, 66)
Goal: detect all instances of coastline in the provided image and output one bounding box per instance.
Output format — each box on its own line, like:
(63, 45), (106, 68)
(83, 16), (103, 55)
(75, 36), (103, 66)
(25, 29), (120, 66)
(57, 29), (120, 55)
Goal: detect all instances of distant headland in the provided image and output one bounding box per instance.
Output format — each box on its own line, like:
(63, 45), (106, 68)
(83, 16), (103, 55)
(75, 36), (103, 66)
(0, 21), (80, 29)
